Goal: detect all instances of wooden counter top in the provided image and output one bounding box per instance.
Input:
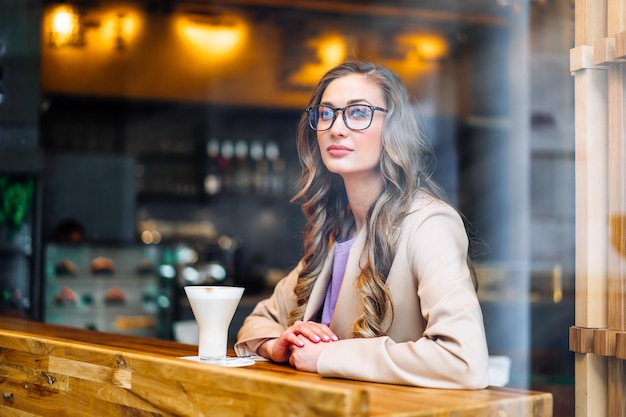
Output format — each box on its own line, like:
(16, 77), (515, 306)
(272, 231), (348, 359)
(0, 318), (552, 416)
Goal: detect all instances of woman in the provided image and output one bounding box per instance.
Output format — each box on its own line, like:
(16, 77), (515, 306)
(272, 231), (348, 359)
(235, 61), (489, 389)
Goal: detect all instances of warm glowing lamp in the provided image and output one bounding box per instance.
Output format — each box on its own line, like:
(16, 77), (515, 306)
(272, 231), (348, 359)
(90, 6), (143, 52)
(288, 33), (346, 86)
(398, 33), (448, 62)
(318, 35), (346, 66)
(100, 10), (140, 52)
(176, 13), (246, 59)
(52, 9), (76, 36)
(49, 6), (81, 47)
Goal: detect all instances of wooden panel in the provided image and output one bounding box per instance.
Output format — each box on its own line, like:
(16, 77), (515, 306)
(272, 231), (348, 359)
(606, 2), (626, 413)
(0, 318), (553, 417)
(569, 325), (595, 353)
(575, 0), (607, 46)
(617, 332), (626, 359)
(607, 0), (626, 37)
(593, 328), (617, 356)
(594, 37), (615, 67)
(573, 3), (609, 417)
(571, 45), (596, 72)
(616, 30), (626, 59)
(570, 327), (626, 356)
(573, 2), (626, 417)
(575, 353), (608, 417)
(607, 62), (626, 333)
(608, 358), (626, 417)
(574, 67), (608, 329)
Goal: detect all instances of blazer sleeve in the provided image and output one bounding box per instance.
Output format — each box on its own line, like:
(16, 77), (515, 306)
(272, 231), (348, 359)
(316, 204), (489, 389)
(234, 265), (300, 357)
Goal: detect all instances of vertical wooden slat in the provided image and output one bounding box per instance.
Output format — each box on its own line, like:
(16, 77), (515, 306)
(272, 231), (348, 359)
(574, 68), (608, 417)
(608, 357), (626, 417)
(606, 2), (626, 417)
(574, 0), (626, 416)
(575, 0), (607, 46)
(607, 0), (626, 335)
(607, 0), (626, 39)
(574, 0), (609, 329)
(574, 67), (609, 328)
(573, 1), (609, 417)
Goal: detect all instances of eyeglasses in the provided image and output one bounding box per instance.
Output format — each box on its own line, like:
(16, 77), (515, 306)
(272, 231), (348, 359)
(305, 104), (388, 131)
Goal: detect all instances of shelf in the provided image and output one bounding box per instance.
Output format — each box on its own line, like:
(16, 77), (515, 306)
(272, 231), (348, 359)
(0, 242), (29, 255)
(47, 303), (158, 314)
(41, 95), (299, 204)
(52, 275), (158, 284)
(45, 303), (160, 337)
(0, 148), (44, 174)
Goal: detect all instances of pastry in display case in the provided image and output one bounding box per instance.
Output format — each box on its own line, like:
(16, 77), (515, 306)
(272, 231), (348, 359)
(53, 286), (77, 306)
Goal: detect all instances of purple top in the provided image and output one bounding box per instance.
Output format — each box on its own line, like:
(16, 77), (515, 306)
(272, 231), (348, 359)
(321, 237), (356, 326)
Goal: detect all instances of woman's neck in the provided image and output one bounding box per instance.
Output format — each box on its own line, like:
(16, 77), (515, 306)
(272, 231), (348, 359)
(342, 173), (383, 233)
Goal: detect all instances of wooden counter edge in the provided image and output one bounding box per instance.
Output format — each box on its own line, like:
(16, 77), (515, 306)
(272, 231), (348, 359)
(0, 323), (368, 417)
(0, 318), (553, 417)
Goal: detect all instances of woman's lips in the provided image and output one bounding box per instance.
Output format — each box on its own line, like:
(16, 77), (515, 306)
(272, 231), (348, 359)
(327, 145), (352, 156)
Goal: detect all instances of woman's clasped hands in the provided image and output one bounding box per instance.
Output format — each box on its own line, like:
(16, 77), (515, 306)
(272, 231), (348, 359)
(259, 320), (339, 372)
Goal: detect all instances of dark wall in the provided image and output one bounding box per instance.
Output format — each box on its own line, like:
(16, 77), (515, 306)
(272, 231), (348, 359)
(0, 0), (41, 146)
(42, 153), (137, 243)
(0, 0), (43, 319)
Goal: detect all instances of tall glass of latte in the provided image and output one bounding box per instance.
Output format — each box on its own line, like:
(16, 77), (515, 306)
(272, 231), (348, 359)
(184, 286), (244, 364)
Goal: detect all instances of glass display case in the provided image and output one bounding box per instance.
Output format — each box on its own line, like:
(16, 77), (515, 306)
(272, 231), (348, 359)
(44, 243), (172, 339)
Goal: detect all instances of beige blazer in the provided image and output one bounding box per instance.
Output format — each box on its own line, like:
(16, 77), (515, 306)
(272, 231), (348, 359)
(235, 195), (489, 389)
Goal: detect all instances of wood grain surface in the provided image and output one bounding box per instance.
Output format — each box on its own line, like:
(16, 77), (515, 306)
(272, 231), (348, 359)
(0, 318), (552, 416)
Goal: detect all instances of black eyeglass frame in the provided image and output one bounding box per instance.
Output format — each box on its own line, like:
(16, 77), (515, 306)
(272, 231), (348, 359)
(305, 104), (388, 131)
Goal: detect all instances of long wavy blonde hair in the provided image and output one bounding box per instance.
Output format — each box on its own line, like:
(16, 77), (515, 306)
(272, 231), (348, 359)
(288, 61), (446, 338)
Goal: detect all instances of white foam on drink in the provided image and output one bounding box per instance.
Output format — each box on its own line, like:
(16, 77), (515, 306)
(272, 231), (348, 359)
(186, 286), (244, 299)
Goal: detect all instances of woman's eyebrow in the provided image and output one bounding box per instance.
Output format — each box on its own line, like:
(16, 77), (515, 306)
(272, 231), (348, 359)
(347, 98), (372, 105)
(319, 98), (372, 107)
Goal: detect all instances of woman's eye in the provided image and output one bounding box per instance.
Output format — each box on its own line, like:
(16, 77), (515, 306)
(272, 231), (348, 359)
(319, 108), (335, 120)
(348, 106), (370, 119)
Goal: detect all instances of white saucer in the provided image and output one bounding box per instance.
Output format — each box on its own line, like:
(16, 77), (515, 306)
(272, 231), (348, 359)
(179, 356), (255, 367)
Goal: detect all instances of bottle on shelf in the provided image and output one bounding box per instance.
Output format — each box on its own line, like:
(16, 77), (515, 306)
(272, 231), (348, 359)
(204, 139), (222, 196)
(156, 248), (176, 340)
(250, 140), (269, 195)
(233, 139), (251, 194)
(219, 139), (234, 193)
(266, 141), (285, 196)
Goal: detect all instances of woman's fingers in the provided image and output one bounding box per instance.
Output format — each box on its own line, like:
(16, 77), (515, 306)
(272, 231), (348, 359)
(291, 321), (339, 343)
(282, 331), (305, 347)
(265, 321), (339, 363)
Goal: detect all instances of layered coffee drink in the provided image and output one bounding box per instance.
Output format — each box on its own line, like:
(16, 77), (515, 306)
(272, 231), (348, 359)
(184, 286), (244, 362)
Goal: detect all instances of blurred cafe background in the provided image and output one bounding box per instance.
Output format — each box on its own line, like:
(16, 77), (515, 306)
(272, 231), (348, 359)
(0, 0), (574, 415)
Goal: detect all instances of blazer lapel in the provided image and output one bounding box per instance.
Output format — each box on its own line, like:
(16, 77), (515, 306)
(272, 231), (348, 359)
(302, 245), (335, 321)
(329, 228), (367, 338)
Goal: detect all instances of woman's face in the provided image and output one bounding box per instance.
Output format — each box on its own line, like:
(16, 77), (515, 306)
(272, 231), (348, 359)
(316, 73), (387, 181)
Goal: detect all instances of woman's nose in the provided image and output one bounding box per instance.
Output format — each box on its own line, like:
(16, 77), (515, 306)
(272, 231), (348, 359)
(329, 111), (348, 135)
